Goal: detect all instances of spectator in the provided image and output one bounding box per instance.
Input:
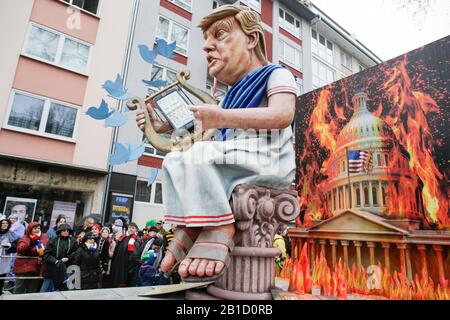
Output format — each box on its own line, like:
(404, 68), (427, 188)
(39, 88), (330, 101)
(71, 232), (101, 290)
(111, 219), (124, 238)
(5, 214), (25, 292)
(75, 217), (95, 235)
(42, 223), (76, 292)
(155, 220), (167, 237)
(110, 222), (142, 288)
(273, 229), (287, 271)
(13, 222), (49, 294)
(1, 218), (20, 295)
(91, 224), (102, 241)
(74, 231), (86, 250)
(46, 215), (67, 240)
(98, 226), (112, 288)
(137, 238), (169, 286)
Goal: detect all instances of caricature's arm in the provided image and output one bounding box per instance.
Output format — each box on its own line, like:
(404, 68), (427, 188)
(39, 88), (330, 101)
(190, 92), (296, 131)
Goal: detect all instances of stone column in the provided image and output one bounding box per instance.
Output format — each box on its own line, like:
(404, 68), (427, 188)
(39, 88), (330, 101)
(417, 244), (428, 276)
(197, 184), (300, 300)
(308, 239), (316, 266)
(329, 240), (338, 267)
(433, 245), (446, 281)
(297, 239), (303, 259)
(341, 240), (350, 266)
(354, 241), (363, 267)
(368, 181), (374, 207)
(378, 182), (384, 206)
(367, 241), (376, 266)
(359, 182), (363, 207)
(381, 243), (391, 273)
(319, 239), (327, 258)
(397, 244), (407, 276)
(343, 185), (347, 209)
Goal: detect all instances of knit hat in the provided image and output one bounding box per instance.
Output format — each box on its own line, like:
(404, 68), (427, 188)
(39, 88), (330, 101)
(83, 232), (96, 242)
(56, 223), (73, 235)
(145, 220), (157, 228)
(101, 226), (111, 233)
(92, 224), (102, 231)
(148, 226), (158, 233)
(114, 219), (123, 227)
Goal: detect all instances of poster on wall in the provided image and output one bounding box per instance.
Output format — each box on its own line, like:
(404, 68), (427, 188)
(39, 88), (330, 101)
(110, 193), (133, 224)
(3, 197), (37, 226)
(295, 36), (449, 230)
(50, 201), (77, 229)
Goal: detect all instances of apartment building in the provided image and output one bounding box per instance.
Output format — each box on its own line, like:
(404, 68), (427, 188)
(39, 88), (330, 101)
(0, 0), (135, 228)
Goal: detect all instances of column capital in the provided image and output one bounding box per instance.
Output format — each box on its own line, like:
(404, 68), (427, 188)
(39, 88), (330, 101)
(341, 240), (350, 247)
(366, 241), (377, 248)
(416, 244), (427, 251)
(329, 240), (338, 246)
(353, 240), (363, 247)
(396, 243), (408, 250)
(308, 239), (316, 244)
(319, 239), (328, 245)
(432, 245), (443, 252)
(381, 242), (391, 249)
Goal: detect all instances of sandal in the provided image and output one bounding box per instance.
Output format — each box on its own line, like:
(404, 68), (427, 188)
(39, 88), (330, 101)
(181, 229), (235, 283)
(163, 228), (195, 277)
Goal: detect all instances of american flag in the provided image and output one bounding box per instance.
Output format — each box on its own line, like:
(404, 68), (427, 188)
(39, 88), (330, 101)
(348, 150), (371, 174)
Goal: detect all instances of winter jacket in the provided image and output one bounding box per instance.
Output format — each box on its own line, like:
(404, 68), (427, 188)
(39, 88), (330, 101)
(71, 245), (101, 290)
(46, 227), (57, 240)
(14, 222), (49, 275)
(43, 235), (76, 279)
(97, 237), (111, 274)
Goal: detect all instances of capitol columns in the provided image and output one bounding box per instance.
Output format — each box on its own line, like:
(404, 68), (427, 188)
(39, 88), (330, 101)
(432, 245), (446, 281)
(319, 239), (327, 258)
(366, 241), (376, 266)
(329, 240), (338, 267)
(354, 241), (363, 267)
(381, 242), (391, 273)
(341, 240), (350, 266)
(416, 244), (428, 276)
(396, 243), (413, 280)
(308, 239), (316, 266)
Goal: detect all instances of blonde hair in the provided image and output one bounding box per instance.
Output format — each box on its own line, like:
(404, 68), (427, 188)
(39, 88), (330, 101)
(198, 4), (267, 64)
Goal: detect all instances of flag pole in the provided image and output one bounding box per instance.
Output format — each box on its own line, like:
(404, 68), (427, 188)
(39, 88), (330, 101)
(346, 147), (353, 209)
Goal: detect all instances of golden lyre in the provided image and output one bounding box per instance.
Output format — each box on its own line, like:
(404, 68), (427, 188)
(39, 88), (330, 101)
(126, 70), (218, 153)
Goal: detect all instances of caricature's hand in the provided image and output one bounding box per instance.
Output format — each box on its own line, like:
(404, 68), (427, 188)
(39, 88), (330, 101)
(189, 105), (223, 131)
(136, 102), (172, 134)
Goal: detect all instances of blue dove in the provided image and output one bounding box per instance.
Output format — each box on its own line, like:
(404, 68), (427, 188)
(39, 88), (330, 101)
(155, 38), (176, 58)
(86, 99), (114, 120)
(142, 79), (168, 88)
(147, 168), (159, 187)
(105, 109), (128, 128)
(127, 143), (146, 161)
(109, 143), (131, 166)
(102, 74), (131, 100)
(138, 44), (158, 64)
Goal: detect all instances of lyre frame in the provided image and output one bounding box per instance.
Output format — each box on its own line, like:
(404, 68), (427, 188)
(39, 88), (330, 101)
(127, 70), (219, 153)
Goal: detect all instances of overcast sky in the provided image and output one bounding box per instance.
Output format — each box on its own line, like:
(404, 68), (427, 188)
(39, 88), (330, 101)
(312, 0), (450, 61)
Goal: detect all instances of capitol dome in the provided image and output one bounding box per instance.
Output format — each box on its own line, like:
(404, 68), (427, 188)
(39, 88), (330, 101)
(322, 91), (419, 219)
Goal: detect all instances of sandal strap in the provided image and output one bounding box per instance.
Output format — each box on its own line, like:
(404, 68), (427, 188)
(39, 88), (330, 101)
(195, 230), (235, 252)
(186, 243), (231, 266)
(166, 229), (194, 262)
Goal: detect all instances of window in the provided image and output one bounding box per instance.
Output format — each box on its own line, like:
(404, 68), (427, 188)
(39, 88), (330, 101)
(372, 185), (379, 206)
(364, 186), (370, 206)
(279, 40), (301, 70)
(311, 30), (333, 64)
(241, 0), (261, 12)
(312, 58), (335, 89)
(24, 23), (91, 74)
(156, 16), (189, 56)
(296, 79), (303, 96)
(147, 64), (177, 95)
(167, 0), (192, 11)
(206, 76), (229, 101)
(279, 8), (301, 36)
(356, 186), (361, 207)
(135, 180), (163, 205)
(5, 90), (79, 141)
(377, 154), (382, 166)
(61, 0), (100, 16)
(341, 50), (353, 69)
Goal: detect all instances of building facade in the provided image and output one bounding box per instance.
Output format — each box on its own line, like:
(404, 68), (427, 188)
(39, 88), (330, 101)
(104, 0), (382, 229)
(0, 0), (135, 228)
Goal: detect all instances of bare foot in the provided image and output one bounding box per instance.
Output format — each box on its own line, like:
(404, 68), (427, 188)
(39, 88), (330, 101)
(160, 227), (201, 273)
(178, 223), (235, 279)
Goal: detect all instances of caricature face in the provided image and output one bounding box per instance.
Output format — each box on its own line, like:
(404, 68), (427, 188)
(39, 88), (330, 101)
(203, 17), (256, 85)
(11, 204), (27, 223)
